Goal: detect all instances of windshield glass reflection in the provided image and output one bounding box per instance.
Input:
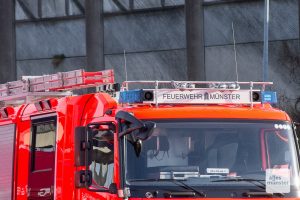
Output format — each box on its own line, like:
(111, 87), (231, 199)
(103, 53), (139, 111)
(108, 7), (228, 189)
(123, 121), (300, 198)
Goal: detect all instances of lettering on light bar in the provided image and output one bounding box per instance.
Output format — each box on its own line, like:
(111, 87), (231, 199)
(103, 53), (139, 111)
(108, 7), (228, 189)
(119, 89), (263, 104)
(155, 90), (253, 104)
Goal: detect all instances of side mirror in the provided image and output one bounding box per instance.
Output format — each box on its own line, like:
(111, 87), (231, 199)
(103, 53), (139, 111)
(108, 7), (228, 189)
(116, 111), (156, 140)
(133, 139), (143, 157)
(116, 111), (156, 157)
(132, 122), (156, 157)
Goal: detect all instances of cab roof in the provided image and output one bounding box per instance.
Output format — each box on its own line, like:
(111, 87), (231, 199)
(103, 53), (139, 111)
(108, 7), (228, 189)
(123, 104), (290, 121)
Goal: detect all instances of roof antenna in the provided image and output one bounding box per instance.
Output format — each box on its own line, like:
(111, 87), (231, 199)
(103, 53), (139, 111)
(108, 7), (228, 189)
(123, 50), (128, 82)
(263, 0), (269, 82)
(232, 22), (239, 83)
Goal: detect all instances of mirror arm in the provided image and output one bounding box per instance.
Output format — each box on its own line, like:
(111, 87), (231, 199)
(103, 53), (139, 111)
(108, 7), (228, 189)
(116, 111), (144, 127)
(118, 125), (144, 138)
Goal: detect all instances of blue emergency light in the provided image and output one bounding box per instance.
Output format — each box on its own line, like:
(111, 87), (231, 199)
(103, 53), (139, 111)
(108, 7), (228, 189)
(261, 91), (277, 104)
(119, 90), (144, 104)
(119, 89), (154, 104)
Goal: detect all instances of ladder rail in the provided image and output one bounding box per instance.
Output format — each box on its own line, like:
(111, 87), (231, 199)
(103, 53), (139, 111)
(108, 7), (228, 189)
(0, 69), (116, 107)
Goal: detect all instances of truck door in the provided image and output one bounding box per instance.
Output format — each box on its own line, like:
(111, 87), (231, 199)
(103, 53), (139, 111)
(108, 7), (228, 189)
(28, 115), (57, 200)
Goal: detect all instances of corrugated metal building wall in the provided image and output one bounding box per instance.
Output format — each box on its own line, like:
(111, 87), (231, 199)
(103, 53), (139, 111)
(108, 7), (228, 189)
(1, 0), (300, 120)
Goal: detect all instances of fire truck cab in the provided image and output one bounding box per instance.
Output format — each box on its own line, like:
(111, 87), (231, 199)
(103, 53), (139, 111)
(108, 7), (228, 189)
(0, 69), (299, 200)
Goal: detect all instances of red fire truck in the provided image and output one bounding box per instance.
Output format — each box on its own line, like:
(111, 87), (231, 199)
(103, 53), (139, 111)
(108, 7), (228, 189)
(0, 69), (299, 199)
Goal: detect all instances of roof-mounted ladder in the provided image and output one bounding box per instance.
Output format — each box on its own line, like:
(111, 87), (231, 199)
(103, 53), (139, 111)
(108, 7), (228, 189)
(0, 69), (116, 107)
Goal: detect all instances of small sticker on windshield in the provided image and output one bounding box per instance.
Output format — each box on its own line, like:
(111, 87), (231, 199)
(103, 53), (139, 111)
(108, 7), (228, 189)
(266, 168), (290, 193)
(206, 168), (229, 174)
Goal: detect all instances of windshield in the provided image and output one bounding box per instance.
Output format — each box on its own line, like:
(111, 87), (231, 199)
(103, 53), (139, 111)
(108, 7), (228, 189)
(122, 121), (300, 198)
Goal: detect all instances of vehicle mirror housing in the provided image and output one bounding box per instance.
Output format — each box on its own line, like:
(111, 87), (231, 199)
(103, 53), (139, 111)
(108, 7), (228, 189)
(116, 111), (156, 157)
(133, 139), (143, 157)
(116, 111), (156, 140)
(138, 121), (156, 141)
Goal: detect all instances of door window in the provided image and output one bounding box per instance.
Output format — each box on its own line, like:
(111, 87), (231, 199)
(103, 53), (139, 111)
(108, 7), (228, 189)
(31, 122), (56, 171)
(28, 116), (56, 199)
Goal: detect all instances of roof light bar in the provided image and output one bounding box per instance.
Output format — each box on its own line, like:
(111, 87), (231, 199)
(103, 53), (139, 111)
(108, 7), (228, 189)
(118, 80), (276, 106)
(119, 89), (277, 106)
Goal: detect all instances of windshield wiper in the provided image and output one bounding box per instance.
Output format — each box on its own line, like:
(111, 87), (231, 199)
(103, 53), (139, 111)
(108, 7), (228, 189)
(212, 177), (265, 190)
(211, 177), (264, 182)
(129, 178), (206, 197)
(211, 177), (284, 197)
(242, 191), (284, 198)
